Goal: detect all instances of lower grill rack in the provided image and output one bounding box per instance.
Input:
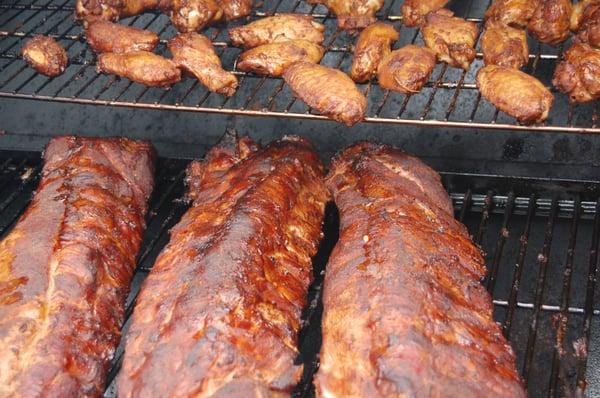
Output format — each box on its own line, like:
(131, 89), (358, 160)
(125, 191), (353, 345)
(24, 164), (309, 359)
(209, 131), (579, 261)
(0, 152), (598, 397)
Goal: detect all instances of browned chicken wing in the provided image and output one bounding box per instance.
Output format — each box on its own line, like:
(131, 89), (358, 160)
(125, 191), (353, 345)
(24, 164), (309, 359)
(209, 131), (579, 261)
(528, 0), (572, 46)
(481, 20), (529, 69)
(477, 65), (554, 123)
(97, 51), (181, 87)
(570, 0), (599, 30)
(401, 0), (448, 27)
(422, 9), (479, 70)
(553, 43), (600, 102)
(229, 14), (325, 48)
(75, 0), (158, 22)
(237, 40), (323, 77)
(377, 45), (437, 93)
(574, 3), (600, 47)
(218, 0), (252, 20)
(21, 35), (68, 77)
(169, 33), (238, 95)
(350, 22), (399, 83)
(160, 0), (223, 32)
(283, 62), (367, 126)
(307, 0), (384, 31)
(86, 20), (158, 53)
(485, 0), (539, 27)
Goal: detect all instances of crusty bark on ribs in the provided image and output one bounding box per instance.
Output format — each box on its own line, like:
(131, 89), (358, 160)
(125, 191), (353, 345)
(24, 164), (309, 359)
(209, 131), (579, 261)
(316, 142), (526, 398)
(117, 132), (329, 398)
(0, 136), (155, 397)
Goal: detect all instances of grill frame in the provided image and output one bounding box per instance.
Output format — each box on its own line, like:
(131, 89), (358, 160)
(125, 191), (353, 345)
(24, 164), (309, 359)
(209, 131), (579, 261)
(0, 151), (599, 398)
(0, 0), (599, 133)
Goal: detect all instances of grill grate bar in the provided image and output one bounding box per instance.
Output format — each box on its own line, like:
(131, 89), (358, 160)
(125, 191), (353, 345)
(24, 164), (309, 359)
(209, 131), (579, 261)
(486, 192), (515, 293)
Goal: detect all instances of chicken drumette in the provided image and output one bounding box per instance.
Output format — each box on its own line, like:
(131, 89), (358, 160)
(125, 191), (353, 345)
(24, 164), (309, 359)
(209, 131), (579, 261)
(159, 0), (222, 32)
(283, 62), (367, 126)
(237, 40), (323, 77)
(528, 0), (572, 46)
(86, 20), (159, 53)
(485, 0), (539, 27)
(573, 2), (600, 48)
(553, 43), (600, 103)
(75, 0), (158, 22)
(422, 9), (478, 70)
(350, 22), (399, 83)
(571, 0), (599, 31)
(401, 0), (448, 27)
(481, 20), (529, 69)
(21, 35), (68, 77)
(377, 45), (437, 93)
(218, 0), (252, 20)
(477, 65), (554, 123)
(229, 14), (325, 48)
(307, 0), (384, 31)
(169, 33), (238, 95)
(97, 51), (181, 87)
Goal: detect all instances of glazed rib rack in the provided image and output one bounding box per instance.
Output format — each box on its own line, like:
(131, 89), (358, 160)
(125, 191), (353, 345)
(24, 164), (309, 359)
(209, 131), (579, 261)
(0, 0), (598, 133)
(0, 151), (598, 397)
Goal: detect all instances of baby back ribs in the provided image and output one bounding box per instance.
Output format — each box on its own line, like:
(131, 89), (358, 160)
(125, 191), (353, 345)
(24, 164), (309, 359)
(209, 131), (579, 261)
(0, 136), (155, 397)
(117, 132), (329, 397)
(316, 142), (526, 398)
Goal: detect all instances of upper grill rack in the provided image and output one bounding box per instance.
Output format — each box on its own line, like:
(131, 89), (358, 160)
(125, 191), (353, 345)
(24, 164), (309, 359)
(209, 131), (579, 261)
(0, 0), (598, 133)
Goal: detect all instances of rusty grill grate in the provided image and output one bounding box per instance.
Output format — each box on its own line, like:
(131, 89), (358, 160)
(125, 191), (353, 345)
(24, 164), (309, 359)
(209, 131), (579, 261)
(0, 151), (599, 397)
(0, 0), (599, 133)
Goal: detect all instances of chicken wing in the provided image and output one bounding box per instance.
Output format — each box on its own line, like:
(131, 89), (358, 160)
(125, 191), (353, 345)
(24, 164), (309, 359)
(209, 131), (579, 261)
(528, 0), (572, 46)
(97, 51), (181, 87)
(218, 0), (252, 20)
(350, 22), (399, 83)
(574, 3), (600, 48)
(75, 0), (158, 22)
(160, 0), (222, 32)
(570, 0), (599, 30)
(283, 62), (367, 126)
(21, 35), (67, 77)
(86, 20), (158, 53)
(401, 0), (448, 27)
(307, 0), (384, 31)
(477, 65), (554, 123)
(481, 20), (529, 69)
(553, 43), (600, 102)
(422, 9), (478, 70)
(485, 0), (539, 27)
(237, 40), (323, 77)
(229, 14), (325, 48)
(377, 45), (437, 93)
(168, 33), (238, 95)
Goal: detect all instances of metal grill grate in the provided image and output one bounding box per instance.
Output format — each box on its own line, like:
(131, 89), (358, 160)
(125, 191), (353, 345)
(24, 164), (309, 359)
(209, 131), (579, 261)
(0, 0), (598, 133)
(0, 151), (599, 397)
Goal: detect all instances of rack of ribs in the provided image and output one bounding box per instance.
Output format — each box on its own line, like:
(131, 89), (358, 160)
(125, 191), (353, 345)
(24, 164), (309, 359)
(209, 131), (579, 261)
(0, 136), (155, 397)
(117, 132), (329, 397)
(315, 142), (526, 398)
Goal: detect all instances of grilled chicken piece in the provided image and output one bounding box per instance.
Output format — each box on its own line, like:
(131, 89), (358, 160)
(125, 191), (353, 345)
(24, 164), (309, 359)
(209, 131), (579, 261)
(160, 0), (222, 32)
(350, 22), (399, 83)
(75, 0), (158, 22)
(218, 0), (252, 20)
(168, 33), (238, 95)
(422, 9), (479, 70)
(528, 0), (573, 46)
(571, 0), (599, 30)
(315, 142), (527, 398)
(377, 45), (437, 93)
(574, 3), (600, 47)
(21, 35), (68, 77)
(237, 40), (324, 77)
(481, 20), (529, 69)
(485, 0), (539, 27)
(307, 0), (384, 31)
(283, 62), (367, 126)
(117, 132), (329, 398)
(0, 136), (154, 398)
(553, 43), (600, 102)
(477, 65), (554, 123)
(97, 51), (181, 87)
(401, 0), (448, 27)
(229, 14), (325, 48)
(86, 20), (159, 54)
